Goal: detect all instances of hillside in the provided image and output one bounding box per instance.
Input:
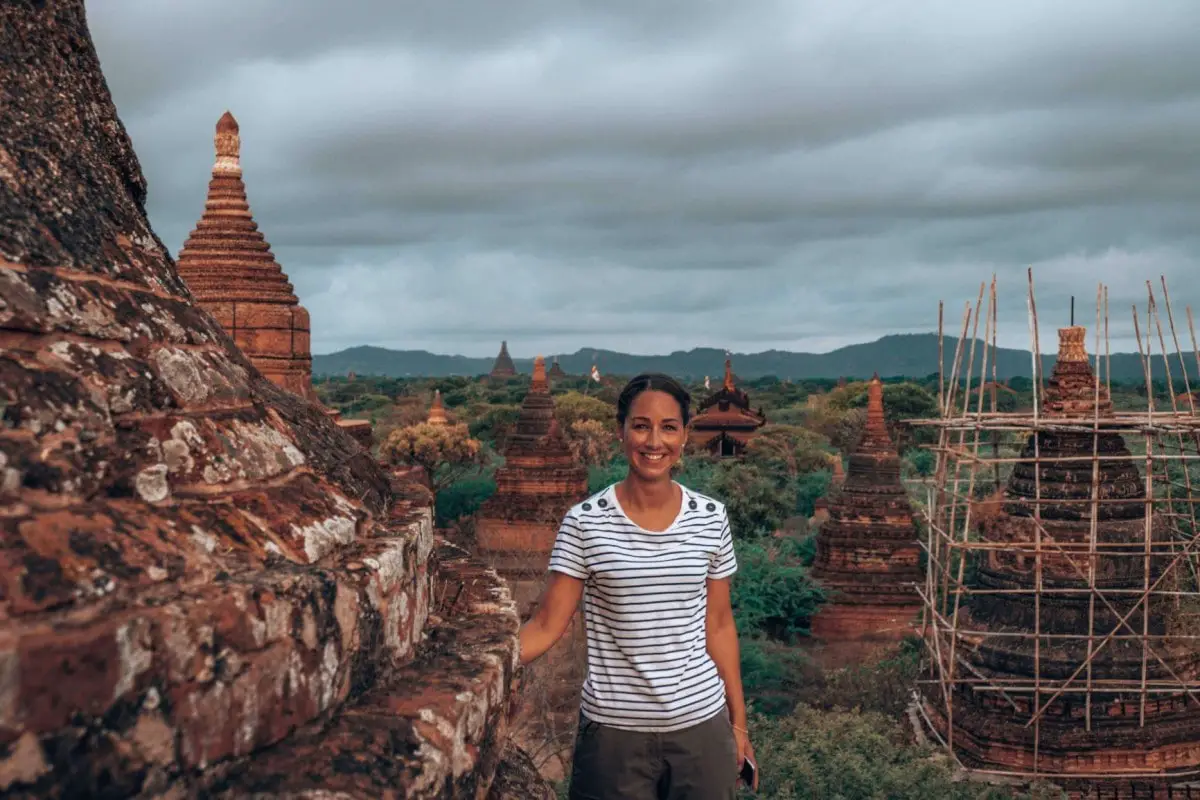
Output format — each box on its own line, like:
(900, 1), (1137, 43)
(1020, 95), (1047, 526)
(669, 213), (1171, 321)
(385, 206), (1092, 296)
(313, 334), (1190, 382)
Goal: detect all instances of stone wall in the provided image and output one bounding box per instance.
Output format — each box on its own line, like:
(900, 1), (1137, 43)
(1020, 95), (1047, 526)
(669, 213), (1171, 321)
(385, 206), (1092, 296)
(0, 2), (549, 796)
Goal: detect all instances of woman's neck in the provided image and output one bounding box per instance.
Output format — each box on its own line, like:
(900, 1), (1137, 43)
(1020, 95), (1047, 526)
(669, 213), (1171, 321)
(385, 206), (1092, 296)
(617, 474), (677, 511)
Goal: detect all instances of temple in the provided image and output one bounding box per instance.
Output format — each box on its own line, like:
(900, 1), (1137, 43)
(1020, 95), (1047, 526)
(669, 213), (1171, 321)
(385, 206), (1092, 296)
(177, 112), (373, 449)
(475, 356), (588, 609)
(548, 357), (567, 380)
(688, 357), (766, 457)
(177, 111), (313, 400)
(810, 375), (922, 640)
(427, 389), (449, 426)
(922, 326), (1200, 792)
(490, 340), (517, 379)
(0, 3), (549, 796)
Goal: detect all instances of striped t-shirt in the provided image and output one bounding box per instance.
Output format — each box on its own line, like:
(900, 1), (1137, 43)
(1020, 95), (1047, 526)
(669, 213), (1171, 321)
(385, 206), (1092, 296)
(547, 482), (737, 732)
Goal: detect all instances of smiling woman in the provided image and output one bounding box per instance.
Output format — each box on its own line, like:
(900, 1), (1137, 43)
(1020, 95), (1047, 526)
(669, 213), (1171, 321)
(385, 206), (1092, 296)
(519, 373), (756, 799)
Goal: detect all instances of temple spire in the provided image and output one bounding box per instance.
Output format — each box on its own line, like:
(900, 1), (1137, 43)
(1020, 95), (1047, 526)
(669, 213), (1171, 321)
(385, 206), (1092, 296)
(531, 355), (548, 392)
(723, 357), (734, 391)
(490, 339), (517, 378)
(177, 111), (314, 400)
(427, 389), (448, 426)
(1042, 326), (1110, 417)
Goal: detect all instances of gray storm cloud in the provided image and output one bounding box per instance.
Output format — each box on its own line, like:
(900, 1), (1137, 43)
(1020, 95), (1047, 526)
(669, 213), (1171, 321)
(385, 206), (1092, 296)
(88, 0), (1200, 357)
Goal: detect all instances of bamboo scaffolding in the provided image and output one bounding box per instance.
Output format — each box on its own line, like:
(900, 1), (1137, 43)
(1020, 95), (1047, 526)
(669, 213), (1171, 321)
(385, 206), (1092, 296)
(914, 272), (1200, 789)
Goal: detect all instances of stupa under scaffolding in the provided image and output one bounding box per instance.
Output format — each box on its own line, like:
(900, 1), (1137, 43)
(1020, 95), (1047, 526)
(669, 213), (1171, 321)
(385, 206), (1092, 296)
(914, 272), (1200, 796)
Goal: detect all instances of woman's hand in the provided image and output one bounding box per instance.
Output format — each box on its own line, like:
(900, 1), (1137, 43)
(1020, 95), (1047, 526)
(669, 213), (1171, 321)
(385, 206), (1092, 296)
(734, 726), (758, 790)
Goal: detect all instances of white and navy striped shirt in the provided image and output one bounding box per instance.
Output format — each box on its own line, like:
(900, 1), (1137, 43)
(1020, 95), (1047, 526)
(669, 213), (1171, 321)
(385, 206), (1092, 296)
(548, 482), (738, 732)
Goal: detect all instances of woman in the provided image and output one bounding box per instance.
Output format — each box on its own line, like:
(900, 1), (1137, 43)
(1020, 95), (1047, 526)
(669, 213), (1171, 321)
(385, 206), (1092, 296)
(519, 373), (756, 799)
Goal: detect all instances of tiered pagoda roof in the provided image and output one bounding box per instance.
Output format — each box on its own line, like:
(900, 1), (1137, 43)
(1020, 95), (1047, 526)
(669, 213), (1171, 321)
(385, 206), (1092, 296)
(810, 374), (921, 640)
(926, 326), (1200, 784)
(0, 3), (548, 794)
(490, 340), (517, 378)
(688, 357), (766, 457)
(176, 112), (314, 401)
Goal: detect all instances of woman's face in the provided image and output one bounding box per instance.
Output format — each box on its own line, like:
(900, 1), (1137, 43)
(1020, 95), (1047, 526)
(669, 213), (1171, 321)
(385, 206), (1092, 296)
(619, 389), (687, 481)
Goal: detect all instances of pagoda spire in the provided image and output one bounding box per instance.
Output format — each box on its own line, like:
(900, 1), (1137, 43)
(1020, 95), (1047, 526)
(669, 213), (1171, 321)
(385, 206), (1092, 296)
(427, 389), (448, 426)
(723, 356), (735, 391)
(531, 355), (548, 393)
(176, 112), (315, 401)
(177, 112), (298, 305)
(490, 339), (516, 378)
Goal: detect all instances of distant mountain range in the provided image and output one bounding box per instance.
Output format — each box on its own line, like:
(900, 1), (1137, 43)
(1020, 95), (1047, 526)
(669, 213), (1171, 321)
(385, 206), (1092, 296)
(313, 333), (1196, 383)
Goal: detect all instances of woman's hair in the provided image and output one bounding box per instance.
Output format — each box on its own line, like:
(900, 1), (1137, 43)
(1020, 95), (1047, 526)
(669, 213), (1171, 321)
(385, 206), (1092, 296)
(616, 373), (692, 427)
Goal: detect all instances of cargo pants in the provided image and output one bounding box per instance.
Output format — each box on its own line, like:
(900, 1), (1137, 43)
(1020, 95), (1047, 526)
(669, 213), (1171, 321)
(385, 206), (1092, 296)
(567, 709), (739, 800)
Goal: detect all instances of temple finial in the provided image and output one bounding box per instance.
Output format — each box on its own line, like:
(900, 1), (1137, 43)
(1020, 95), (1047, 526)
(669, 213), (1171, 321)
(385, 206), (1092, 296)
(532, 355), (547, 390)
(214, 111), (241, 174)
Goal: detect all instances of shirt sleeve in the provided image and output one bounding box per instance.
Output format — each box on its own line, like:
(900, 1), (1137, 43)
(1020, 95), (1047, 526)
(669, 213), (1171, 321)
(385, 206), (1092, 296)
(548, 510), (589, 579)
(708, 507), (737, 579)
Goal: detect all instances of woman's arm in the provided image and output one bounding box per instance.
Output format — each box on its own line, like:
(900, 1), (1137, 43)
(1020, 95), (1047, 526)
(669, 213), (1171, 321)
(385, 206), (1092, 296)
(706, 577), (747, 729)
(519, 571), (585, 664)
(707, 576), (756, 786)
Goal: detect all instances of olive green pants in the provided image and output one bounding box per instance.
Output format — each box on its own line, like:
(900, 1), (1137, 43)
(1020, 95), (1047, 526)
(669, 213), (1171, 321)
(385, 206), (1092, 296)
(567, 710), (739, 800)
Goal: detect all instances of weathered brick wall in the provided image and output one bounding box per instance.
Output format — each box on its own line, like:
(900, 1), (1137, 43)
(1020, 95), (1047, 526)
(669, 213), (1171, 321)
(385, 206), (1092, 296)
(0, 2), (549, 796)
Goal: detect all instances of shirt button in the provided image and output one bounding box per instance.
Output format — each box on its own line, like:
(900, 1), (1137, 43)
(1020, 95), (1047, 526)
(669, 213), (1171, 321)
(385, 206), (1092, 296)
(706, 502), (716, 511)
(688, 500), (697, 510)
(597, 498), (608, 508)
(582, 502), (592, 511)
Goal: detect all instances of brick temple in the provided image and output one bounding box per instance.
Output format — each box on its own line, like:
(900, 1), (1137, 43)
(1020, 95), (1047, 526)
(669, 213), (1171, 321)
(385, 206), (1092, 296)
(177, 112), (373, 449)
(0, 3), (549, 796)
(810, 375), (922, 640)
(548, 357), (566, 380)
(688, 357), (766, 457)
(489, 340), (517, 379)
(475, 356), (588, 609)
(177, 111), (313, 399)
(924, 326), (1200, 794)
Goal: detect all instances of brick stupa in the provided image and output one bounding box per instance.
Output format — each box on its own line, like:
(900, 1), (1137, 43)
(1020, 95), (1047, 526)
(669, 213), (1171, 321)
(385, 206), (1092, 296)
(0, 3), (551, 795)
(810, 374), (922, 640)
(475, 356), (588, 610)
(548, 357), (566, 380)
(177, 111), (313, 400)
(923, 326), (1200, 791)
(178, 112), (373, 449)
(688, 357), (766, 457)
(489, 340), (517, 379)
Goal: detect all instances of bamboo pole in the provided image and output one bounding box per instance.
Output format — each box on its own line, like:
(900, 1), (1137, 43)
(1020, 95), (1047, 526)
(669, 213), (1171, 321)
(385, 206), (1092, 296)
(1084, 281), (1102, 730)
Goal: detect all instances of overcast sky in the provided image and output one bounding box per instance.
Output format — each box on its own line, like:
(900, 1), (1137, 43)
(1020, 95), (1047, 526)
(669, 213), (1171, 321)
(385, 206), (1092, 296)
(88, 1), (1200, 358)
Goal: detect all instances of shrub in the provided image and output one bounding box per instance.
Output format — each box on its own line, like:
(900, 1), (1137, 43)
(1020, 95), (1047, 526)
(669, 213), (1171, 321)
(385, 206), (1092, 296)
(435, 476), (496, 527)
(739, 705), (1045, 800)
(731, 538), (824, 642)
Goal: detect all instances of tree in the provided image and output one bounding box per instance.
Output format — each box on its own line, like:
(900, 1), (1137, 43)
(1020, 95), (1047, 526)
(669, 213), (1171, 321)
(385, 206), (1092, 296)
(566, 418), (618, 466)
(381, 423), (483, 495)
(707, 461), (795, 538)
(745, 425), (832, 479)
(554, 391), (615, 429)
(467, 404), (522, 451)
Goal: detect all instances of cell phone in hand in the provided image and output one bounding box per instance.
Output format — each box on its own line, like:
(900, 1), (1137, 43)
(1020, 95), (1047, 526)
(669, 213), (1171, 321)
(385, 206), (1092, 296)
(739, 755), (757, 790)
